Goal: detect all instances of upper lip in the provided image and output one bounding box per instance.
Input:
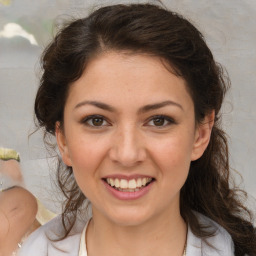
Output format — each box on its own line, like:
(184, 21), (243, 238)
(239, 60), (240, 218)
(102, 174), (154, 180)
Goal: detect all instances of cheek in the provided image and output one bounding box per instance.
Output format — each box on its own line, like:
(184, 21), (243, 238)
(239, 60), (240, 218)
(150, 132), (194, 164)
(67, 135), (108, 177)
(69, 143), (104, 198)
(148, 133), (194, 180)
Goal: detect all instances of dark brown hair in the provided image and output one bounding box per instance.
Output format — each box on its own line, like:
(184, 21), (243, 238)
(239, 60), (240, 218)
(35, 3), (255, 255)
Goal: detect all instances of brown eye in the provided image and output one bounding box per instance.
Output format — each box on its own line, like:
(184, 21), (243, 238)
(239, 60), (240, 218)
(92, 117), (104, 126)
(153, 117), (165, 126)
(82, 115), (109, 127)
(146, 115), (175, 128)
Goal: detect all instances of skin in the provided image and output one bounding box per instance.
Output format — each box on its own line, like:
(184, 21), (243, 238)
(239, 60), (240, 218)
(0, 160), (40, 256)
(56, 52), (214, 256)
(0, 160), (23, 184)
(0, 187), (38, 256)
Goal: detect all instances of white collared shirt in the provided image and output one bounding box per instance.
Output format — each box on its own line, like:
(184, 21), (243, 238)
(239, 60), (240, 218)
(18, 212), (234, 256)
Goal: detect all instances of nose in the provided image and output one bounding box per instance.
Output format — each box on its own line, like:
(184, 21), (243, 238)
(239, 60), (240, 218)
(109, 124), (146, 167)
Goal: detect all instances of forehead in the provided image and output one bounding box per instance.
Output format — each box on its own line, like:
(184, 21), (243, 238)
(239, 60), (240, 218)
(66, 52), (194, 112)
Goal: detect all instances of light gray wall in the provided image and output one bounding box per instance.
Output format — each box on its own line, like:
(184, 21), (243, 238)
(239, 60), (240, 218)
(0, 0), (255, 213)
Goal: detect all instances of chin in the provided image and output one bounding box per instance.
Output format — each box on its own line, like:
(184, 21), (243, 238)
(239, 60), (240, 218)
(105, 207), (153, 227)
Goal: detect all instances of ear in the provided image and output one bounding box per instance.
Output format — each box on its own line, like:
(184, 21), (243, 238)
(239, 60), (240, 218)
(55, 122), (72, 166)
(191, 111), (215, 161)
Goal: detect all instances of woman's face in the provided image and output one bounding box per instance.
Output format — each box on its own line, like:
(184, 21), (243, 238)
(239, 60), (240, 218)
(57, 52), (212, 226)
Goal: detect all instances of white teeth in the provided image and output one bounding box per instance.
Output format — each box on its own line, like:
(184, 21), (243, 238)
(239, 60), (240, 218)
(110, 178), (115, 186)
(114, 179), (120, 188)
(120, 179), (128, 189)
(107, 178), (115, 186)
(106, 177), (153, 190)
(137, 178), (142, 187)
(128, 179), (137, 189)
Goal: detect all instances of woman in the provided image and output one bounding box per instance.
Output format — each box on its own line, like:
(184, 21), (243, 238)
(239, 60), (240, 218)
(18, 3), (255, 256)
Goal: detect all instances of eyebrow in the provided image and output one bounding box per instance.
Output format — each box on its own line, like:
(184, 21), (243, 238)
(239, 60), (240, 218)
(74, 100), (183, 113)
(138, 100), (183, 113)
(74, 101), (116, 112)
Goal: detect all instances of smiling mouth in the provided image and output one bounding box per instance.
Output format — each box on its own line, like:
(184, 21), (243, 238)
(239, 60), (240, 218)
(103, 177), (155, 192)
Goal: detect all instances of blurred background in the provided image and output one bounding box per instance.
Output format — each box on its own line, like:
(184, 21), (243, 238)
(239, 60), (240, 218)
(0, 0), (255, 213)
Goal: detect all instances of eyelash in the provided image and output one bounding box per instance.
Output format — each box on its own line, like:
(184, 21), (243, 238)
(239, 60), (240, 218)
(81, 115), (110, 127)
(146, 115), (176, 128)
(81, 115), (175, 128)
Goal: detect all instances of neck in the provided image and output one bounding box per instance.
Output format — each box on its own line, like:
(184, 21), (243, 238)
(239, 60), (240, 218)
(86, 207), (187, 256)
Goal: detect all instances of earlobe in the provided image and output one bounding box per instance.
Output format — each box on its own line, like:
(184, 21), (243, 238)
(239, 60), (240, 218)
(191, 111), (215, 161)
(55, 122), (72, 166)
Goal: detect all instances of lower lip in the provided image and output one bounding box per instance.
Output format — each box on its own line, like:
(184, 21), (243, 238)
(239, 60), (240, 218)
(103, 180), (154, 200)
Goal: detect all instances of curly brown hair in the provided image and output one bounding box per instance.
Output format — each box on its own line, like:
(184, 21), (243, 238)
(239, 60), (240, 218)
(34, 3), (255, 255)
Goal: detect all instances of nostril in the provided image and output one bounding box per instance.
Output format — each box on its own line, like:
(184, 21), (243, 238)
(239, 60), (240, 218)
(108, 136), (146, 167)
